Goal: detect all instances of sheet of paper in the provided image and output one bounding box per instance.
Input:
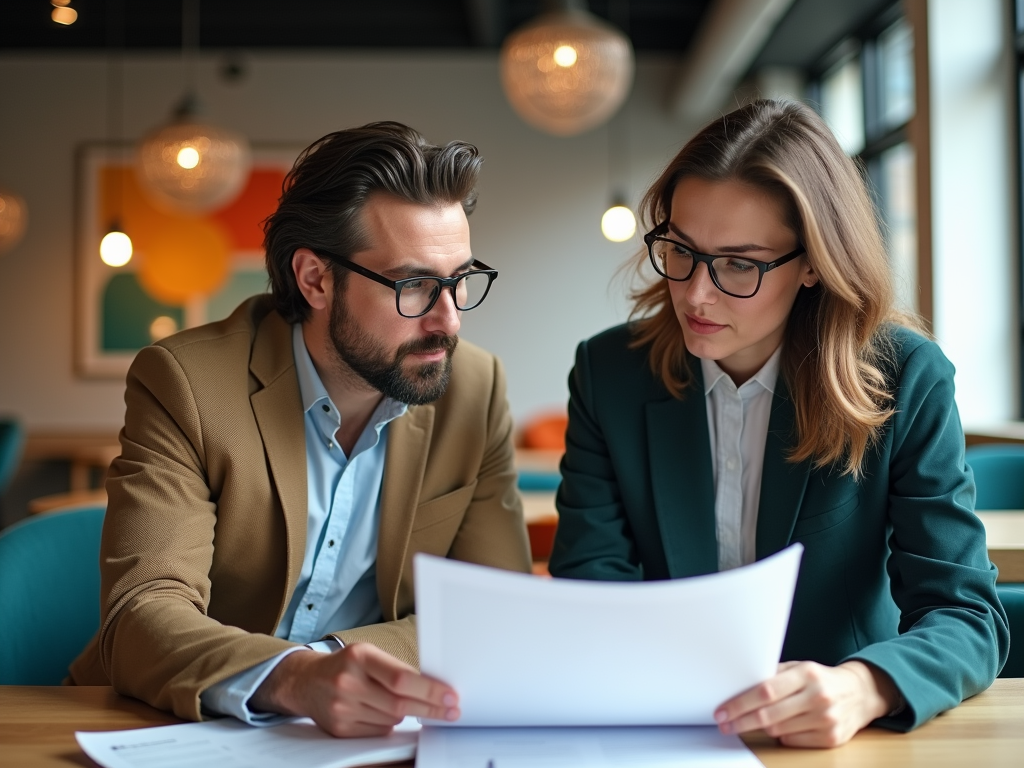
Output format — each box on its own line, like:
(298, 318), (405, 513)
(416, 543), (803, 727)
(416, 725), (764, 768)
(76, 716), (420, 768)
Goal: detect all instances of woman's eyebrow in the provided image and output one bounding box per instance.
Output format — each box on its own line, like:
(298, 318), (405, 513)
(667, 223), (772, 254)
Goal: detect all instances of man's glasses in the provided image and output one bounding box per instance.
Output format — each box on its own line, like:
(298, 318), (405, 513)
(644, 224), (804, 299)
(313, 249), (498, 318)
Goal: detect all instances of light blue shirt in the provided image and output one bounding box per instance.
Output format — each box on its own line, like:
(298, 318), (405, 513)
(199, 324), (407, 723)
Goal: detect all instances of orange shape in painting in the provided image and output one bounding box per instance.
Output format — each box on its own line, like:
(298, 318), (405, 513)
(211, 169), (286, 250)
(136, 218), (231, 304)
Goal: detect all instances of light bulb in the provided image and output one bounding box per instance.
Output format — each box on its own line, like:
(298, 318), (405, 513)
(149, 315), (179, 342)
(553, 45), (578, 68)
(601, 205), (636, 242)
(51, 6), (77, 24)
(176, 146), (200, 169)
(100, 230), (133, 267)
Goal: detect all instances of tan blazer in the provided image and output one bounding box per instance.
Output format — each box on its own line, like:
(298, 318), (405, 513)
(68, 296), (531, 720)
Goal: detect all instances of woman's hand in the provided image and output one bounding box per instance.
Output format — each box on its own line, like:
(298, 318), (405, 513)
(713, 660), (900, 748)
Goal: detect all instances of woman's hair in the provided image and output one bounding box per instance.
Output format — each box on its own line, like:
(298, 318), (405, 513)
(263, 121), (482, 324)
(630, 98), (921, 478)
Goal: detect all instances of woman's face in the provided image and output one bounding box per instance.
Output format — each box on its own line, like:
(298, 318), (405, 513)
(665, 177), (818, 385)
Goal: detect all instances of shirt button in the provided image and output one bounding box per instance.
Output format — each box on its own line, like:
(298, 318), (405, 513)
(322, 404), (330, 412)
(726, 458), (737, 471)
(307, 603), (314, 610)
(328, 540), (335, 547)
(327, 441), (334, 450)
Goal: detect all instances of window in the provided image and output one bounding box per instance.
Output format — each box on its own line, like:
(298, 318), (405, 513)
(809, 6), (918, 313)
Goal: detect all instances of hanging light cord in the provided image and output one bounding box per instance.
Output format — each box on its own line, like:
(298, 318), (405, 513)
(182, 0), (201, 101)
(106, 0), (126, 228)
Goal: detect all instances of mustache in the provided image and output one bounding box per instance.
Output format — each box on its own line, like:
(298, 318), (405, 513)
(397, 334), (459, 358)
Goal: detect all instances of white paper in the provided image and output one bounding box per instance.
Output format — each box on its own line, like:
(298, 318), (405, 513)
(75, 716), (420, 768)
(416, 725), (765, 768)
(416, 543), (803, 727)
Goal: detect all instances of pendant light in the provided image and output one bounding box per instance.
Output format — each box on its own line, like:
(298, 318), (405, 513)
(600, 113), (635, 243)
(0, 189), (27, 255)
(135, 0), (251, 214)
(100, 0), (133, 267)
(500, 0), (634, 137)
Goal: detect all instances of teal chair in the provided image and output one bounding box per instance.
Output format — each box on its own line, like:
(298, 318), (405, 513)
(0, 418), (25, 495)
(997, 585), (1024, 678)
(965, 444), (1024, 509)
(965, 445), (1024, 677)
(0, 505), (105, 684)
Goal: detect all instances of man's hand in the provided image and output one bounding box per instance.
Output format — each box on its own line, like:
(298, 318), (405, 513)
(250, 642), (459, 737)
(713, 660), (899, 748)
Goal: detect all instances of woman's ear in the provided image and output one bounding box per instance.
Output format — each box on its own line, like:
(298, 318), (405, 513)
(802, 260), (819, 289)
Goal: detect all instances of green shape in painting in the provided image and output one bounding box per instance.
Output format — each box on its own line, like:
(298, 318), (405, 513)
(102, 273), (184, 351)
(207, 269), (270, 322)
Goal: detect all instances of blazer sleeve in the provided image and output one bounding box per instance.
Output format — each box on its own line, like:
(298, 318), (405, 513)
(97, 345), (296, 721)
(845, 340), (1010, 730)
(549, 338), (643, 581)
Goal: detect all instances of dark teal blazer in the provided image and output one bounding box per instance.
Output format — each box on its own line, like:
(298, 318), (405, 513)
(549, 323), (1009, 731)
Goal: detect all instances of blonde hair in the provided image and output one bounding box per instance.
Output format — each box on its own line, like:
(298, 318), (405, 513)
(630, 99), (922, 478)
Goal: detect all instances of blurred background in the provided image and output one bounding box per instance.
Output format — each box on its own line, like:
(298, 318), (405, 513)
(0, 0), (1020, 529)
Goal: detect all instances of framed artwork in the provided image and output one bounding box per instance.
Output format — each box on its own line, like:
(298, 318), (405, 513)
(74, 142), (302, 378)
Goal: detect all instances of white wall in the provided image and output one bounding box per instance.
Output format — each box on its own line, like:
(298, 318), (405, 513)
(928, 0), (1019, 426)
(0, 52), (688, 432)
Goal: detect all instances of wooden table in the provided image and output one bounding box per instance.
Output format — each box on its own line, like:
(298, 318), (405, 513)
(977, 512), (1024, 583)
(1, 681), (1020, 767)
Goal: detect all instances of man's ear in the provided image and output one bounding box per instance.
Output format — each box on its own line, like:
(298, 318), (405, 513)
(292, 248), (331, 311)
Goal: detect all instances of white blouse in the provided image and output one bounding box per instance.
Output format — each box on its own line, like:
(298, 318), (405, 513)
(700, 345), (782, 571)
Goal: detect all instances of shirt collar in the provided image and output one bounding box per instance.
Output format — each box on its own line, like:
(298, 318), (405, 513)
(700, 344), (782, 398)
(291, 324), (407, 431)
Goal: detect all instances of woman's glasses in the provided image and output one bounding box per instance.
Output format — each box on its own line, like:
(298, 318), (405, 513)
(644, 224), (804, 299)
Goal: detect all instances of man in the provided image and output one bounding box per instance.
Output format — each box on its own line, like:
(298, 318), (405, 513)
(69, 122), (532, 736)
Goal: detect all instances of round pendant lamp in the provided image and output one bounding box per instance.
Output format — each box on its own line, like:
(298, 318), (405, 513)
(500, 1), (634, 137)
(0, 189), (28, 255)
(136, 95), (252, 215)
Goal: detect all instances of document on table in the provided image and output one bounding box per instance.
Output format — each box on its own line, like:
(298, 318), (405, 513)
(76, 715), (420, 768)
(416, 725), (764, 768)
(416, 543), (803, 727)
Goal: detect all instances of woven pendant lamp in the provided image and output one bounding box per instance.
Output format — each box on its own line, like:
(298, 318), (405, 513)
(500, 0), (634, 137)
(136, 94), (251, 215)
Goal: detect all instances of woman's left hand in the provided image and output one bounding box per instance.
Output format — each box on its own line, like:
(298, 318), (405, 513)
(713, 660), (899, 748)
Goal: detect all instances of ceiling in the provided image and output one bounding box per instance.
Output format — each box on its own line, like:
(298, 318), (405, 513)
(1, 1), (713, 53)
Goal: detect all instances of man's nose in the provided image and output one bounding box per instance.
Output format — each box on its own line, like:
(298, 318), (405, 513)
(422, 286), (461, 336)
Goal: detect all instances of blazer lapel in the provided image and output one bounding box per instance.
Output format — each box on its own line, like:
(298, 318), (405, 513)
(646, 373), (719, 578)
(756, 380), (811, 559)
(377, 403), (435, 620)
(248, 311), (308, 619)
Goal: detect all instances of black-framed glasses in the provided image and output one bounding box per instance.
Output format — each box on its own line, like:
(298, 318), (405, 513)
(644, 224), (805, 299)
(313, 249), (498, 318)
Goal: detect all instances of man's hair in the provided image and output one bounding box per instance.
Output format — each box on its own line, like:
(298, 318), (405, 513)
(263, 121), (482, 324)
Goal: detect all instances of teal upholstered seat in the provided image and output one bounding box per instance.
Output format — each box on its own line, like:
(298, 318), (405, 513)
(0, 418), (25, 495)
(965, 445), (1024, 677)
(965, 444), (1024, 510)
(517, 469), (561, 493)
(997, 585), (1024, 678)
(0, 505), (105, 684)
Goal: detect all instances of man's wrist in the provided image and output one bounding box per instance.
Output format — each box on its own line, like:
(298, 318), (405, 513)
(250, 648), (318, 716)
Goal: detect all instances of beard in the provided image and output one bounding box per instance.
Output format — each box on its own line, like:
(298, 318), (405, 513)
(328, 296), (458, 405)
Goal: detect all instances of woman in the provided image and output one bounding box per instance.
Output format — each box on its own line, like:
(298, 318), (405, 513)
(548, 99), (1008, 747)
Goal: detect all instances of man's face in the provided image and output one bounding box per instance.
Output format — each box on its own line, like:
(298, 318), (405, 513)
(326, 194), (471, 405)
